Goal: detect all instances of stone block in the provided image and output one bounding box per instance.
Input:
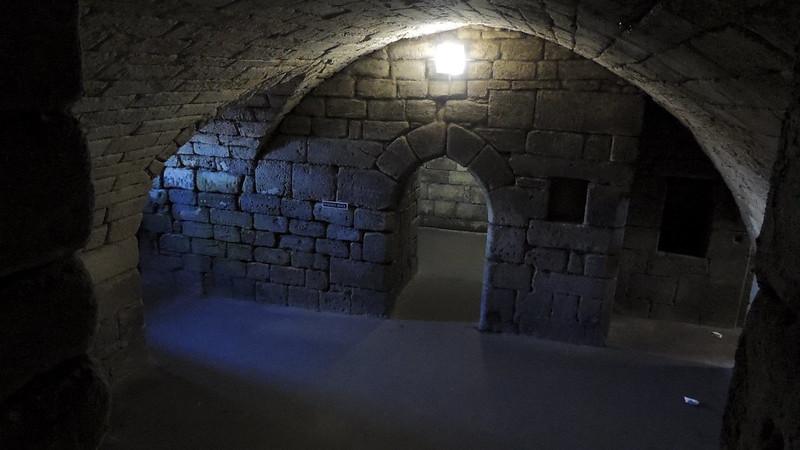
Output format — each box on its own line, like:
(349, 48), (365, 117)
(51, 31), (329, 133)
(493, 60), (536, 80)
(337, 168), (397, 210)
(313, 203), (353, 226)
(508, 155), (634, 186)
(585, 185), (628, 227)
(368, 100), (405, 121)
(363, 233), (392, 263)
(240, 193), (280, 215)
(270, 266), (305, 286)
(357, 79), (396, 98)
(182, 222), (213, 238)
(567, 252), (584, 274)
(253, 231), (276, 247)
(488, 91), (536, 128)
(292, 164), (336, 201)
(489, 262), (532, 289)
(330, 258), (389, 290)
(354, 209), (395, 231)
(475, 128), (526, 153)
(168, 189), (196, 205)
(196, 171), (241, 194)
(487, 225), (526, 263)
(446, 125), (486, 166)
(392, 60), (426, 80)
(280, 199), (313, 220)
(327, 225), (362, 242)
(584, 254), (618, 278)
(526, 131), (584, 159)
(307, 138), (378, 169)
(536, 61), (558, 80)
(247, 262), (270, 283)
(288, 286), (320, 310)
(363, 121), (409, 141)
(524, 248), (568, 272)
(398, 81), (428, 98)
(314, 76), (355, 97)
(351, 288), (390, 316)
(254, 248), (290, 265)
(227, 243), (253, 261)
(377, 137), (419, 180)
(406, 122), (446, 161)
(295, 97), (325, 117)
(191, 238), (226, 257)
(610, 136), (640, 162)
(500, 39), (544, 60)
(427, 183), (463, 201)
(320, 291), (350, 313)
(443, 101), (487, 124)
(198, 192), (237, 210)
(534, 91), (645, 136)
(583, 135), (612, 161)
(255, 161), (291, 196)
(141, 214), (172, 233)
(551, 292), (580, 323)
(316, 239), (350, 257)
(468, 147), (515, 191)
(306, 270), (329, 290)
(467, 80), (488, 98)
(193, 142), (228, 157)
(172, 204), (209, 222)
(159, 234), (190, 253)
(351, 58), (390, 78)
(388, 40), (433, 59)
(466, 61), (492, 79)
(311, 118), (348, 138)
(627, 273), (677, 306)
(527, 220), (615, 253)
(163, 168), (194, 190)
(210, 209), (252, 228)
(263, 136), (306, 162)
(278, 235), (315, 252)
(213, 258), (246, 278)
(255, 282), (287, 305)
(289, 220), (326, 237)
(406, 100), (437, 122)
(253, 214), (289, 233)
(183, 254), (212, 272)
(326, 98), (367, 118)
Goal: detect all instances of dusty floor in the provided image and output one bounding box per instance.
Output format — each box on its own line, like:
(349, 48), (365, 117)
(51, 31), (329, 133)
(104, 228), (739, 450)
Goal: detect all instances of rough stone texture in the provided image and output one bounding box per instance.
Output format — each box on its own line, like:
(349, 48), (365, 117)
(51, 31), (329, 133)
(721, 61), (800, 450)
(140, 29), (646, 344)
(0, 356), (110, 450)
(615, 103), (752, 327)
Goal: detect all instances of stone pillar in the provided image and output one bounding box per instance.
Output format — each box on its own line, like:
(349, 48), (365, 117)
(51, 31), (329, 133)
(722, 48), (800, 448)
(0, 2), (109, 448)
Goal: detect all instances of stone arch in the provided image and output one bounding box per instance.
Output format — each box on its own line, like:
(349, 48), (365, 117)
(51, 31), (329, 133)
(377, 123), (511, 325)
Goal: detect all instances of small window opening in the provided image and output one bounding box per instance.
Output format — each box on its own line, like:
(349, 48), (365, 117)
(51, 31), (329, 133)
(548, 178), (588, 223)
(657, 177), (713, 257)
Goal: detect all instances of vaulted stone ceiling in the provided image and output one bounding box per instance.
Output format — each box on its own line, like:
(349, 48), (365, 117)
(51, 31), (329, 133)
(76, 0), (799, 236)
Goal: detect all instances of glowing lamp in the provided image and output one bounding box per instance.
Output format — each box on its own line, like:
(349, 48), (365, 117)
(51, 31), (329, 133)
(434, 42), (466, 76)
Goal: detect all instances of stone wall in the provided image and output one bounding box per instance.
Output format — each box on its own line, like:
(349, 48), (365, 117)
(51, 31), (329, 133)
(615, 103), (752, 328)
(416, 157), (489, 232)
(140, 27), (646, 345)
(1, 3), (109, 448)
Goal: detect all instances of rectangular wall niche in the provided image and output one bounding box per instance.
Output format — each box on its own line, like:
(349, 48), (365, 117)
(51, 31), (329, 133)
(548, 178), (589, 223)
(657, 177), (713, 257)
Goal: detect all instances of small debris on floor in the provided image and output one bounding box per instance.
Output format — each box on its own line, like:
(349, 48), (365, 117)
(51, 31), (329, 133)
(683, 396), (701, 406)
(712, 331), (724, 339)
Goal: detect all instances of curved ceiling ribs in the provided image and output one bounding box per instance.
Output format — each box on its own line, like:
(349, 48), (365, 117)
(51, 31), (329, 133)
(76, 0), (798, 237)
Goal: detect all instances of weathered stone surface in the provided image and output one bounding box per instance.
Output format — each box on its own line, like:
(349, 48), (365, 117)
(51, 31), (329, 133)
(534, 91), (645, 136)
(197, 171), (241, 194)
(255, 282), (288, 305)
(487, 225), (526, 263)
(0, 257), (97, 401)
(330, 258), (389, 290)
(292, 164), (336, 201)
(406, 122), (446, 161)
(377, 137), (419, 180)
(253, 214), (288, 233)
(354, 209), (395, 231)
(313, 203), (353, 226)
(443, 101), (487, 124)
(255, 161), (291, 196)
(488, 90), (535, 129)
(475, 128), (526, 153)
(526, 131), (584, 159)
(528, 220), (614, 253)
(468, 147), (514, 191)
(446, 125), (485, 166)
(307, 138), (378, 169)
(0, 356), (109, 450)
(337, 169), (397, 209)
